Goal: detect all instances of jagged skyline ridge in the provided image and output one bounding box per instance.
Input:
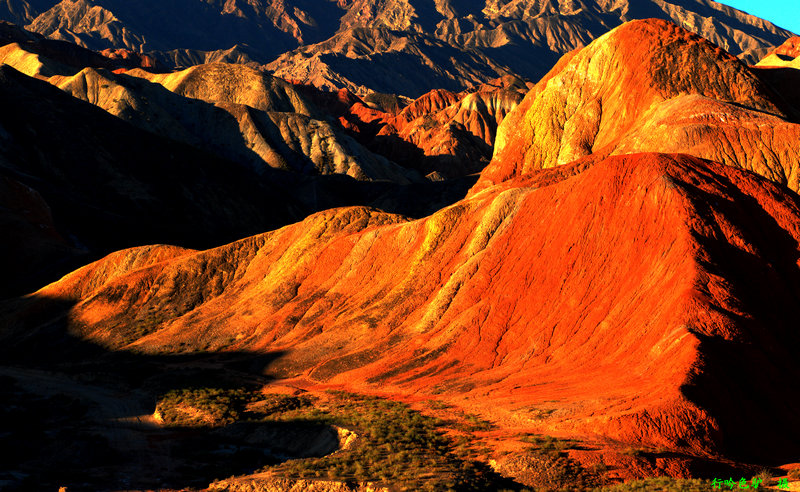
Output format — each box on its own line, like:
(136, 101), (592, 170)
(0, 0), (794, 96)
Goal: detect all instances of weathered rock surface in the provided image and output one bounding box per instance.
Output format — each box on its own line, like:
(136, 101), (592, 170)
(474, 19), (800, 193)
(7, 153), (799, 464)
(292, 75), (533, 178)
(267, 0), (795, 96)
(0, 1), (793, 96)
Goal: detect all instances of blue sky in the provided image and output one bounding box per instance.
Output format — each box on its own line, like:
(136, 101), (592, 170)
(716, 0), (800, 34)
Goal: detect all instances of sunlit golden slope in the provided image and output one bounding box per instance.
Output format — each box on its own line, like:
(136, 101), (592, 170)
(7, 152), (800, 465)
(473, 19), (800, 193)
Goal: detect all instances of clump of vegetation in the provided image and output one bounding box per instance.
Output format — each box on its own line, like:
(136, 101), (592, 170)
(510, 433), (597, 490)
(752, 469), (775, 487)
(597, 477), (713, 491)
(264, 391), (516, 491)
(519, 434), (579, 458)
(155, 387), (258, 427)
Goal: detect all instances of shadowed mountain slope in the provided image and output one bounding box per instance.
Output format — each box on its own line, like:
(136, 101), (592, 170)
(0, 63), (303, 289)
(6, 153), (799, 466)
(474, 19), (800, 194)
(266, 27), (514, 97)
(0, 63), (475, 298)
(20, 0), (349, 60)
(0, 41), (420, 183)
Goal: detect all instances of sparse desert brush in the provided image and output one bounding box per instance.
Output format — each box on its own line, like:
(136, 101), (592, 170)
(155, 387), (256, 427)
(590, 462), (609, 474)
(753, 469), (774, 485)
(520, 433), (578, 457)
(265, 390), (514, 490)
(597, 477), (713, 491)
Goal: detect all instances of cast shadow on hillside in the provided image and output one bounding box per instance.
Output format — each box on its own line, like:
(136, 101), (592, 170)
(0, 295), (339, 491)
(754, 66), (800, 121)
(675, 174), (800, 463)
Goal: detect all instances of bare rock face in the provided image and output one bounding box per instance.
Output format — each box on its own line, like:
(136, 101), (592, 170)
(289, 76), (532, 178)
(267, 0), (794, 96)
(473, 19), (800, 193)
(0, 0), (792, 96)
(6, 153), (800, 464)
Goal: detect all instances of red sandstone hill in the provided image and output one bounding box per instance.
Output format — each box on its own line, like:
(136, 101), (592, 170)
(770, 36), (800, 59)
(473, 19), (800, 194)
(4, 153), (799, 471)
(305, 76), (534, 178)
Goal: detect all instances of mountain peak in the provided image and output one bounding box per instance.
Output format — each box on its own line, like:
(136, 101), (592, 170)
(473, 17), (794, 192)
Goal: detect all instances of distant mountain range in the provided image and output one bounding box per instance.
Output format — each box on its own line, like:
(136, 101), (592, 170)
(0, 0), (794, 96)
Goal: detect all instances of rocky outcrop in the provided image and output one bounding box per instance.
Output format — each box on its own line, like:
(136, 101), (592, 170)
(756, 36), (800, 68)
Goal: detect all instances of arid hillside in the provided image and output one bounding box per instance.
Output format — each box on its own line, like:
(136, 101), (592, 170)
(269, 0), (796, 96)
(5, 152), (800, 474)
(0, 57), (477, 298)
(474, 19), (800, 194)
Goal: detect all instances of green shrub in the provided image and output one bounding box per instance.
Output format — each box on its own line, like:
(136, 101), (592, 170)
(155, 387), (256, 427)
